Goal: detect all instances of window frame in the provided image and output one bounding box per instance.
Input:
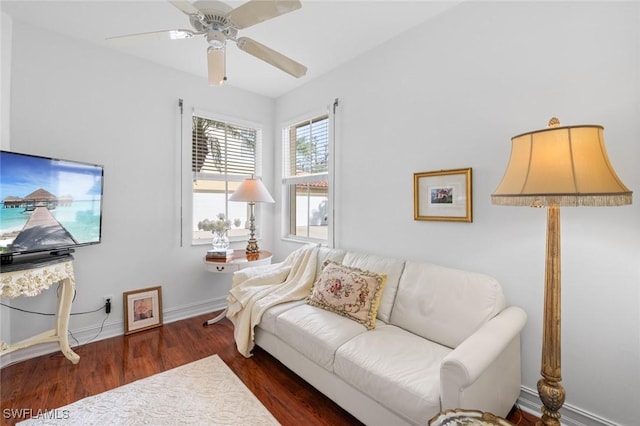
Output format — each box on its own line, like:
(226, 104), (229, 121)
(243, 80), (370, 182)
(281, 110), (333, 245)
(191, 110), (264, 246)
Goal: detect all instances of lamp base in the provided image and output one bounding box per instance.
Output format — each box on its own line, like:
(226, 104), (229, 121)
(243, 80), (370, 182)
(536, 377), (565, 426)
(245, 238), (260, 255)
(536, 206), (565, 426)
(245, 202), (259, 256)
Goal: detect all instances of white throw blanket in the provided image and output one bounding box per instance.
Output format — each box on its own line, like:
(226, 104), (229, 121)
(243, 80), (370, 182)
(226, 244), (319, 357)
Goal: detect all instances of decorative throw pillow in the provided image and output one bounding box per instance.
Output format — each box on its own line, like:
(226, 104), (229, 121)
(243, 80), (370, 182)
(307, 260), (387, 330)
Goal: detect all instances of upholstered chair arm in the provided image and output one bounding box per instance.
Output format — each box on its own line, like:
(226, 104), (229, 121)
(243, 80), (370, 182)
(440, 306), (527, 417)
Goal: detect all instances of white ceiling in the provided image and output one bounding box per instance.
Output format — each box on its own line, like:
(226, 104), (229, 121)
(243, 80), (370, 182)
(1, 0), (462, 98)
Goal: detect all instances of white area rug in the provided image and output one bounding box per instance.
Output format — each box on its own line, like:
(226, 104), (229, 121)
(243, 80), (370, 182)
(19, 355), (280, 425)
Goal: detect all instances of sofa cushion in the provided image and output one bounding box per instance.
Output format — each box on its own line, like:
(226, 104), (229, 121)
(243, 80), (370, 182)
(259, 300), (306, 335)
(307, 261), (386, 329)
(275, 303), (367, 371)
(390, 261), (505, 348)
(342, 251), (405, 323)
(334, 324), (451, 424)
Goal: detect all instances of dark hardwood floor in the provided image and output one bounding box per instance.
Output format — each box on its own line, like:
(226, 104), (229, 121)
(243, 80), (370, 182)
(1, 311), (539, 425)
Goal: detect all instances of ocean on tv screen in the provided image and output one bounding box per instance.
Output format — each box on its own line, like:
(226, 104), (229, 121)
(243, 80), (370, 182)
(0, 151), (103, 256)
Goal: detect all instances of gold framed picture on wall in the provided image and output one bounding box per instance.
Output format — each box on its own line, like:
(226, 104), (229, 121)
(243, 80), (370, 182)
(414, 168), (472, 222)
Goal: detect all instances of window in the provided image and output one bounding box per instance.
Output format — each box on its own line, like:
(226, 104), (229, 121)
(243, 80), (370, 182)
(192, 113), (262, 243)
(282, 114), (330, 242)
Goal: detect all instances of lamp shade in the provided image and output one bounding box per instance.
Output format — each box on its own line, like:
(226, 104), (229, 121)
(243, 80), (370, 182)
(229, 178), (275, 203)
(492, 119), (632, 207)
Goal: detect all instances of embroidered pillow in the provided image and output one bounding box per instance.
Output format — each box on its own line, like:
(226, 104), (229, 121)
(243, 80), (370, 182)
(307, 260), (387, 329)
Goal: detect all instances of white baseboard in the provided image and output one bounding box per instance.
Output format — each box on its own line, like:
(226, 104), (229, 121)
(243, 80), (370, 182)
(518, 386), (619, 426)
(0, 296), (226, 368)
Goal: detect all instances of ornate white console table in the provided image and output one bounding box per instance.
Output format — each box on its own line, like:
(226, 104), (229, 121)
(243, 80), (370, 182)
(0, 256), (80, 364)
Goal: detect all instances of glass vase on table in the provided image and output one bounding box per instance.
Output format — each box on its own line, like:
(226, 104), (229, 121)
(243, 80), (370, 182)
(211, 230), (230, 250)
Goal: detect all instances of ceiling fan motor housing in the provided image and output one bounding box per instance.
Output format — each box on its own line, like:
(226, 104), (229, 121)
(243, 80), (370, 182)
(190, 12), (225, 32)
(190, 1), (232, 31)
(190, 1), (238, 48)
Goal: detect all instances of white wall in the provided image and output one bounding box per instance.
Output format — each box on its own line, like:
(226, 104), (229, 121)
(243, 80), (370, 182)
(3, 2), (639, 425)
(1, 11), (11, 149)
(275, 2), (639, 425)
(3, 18), (274, 359)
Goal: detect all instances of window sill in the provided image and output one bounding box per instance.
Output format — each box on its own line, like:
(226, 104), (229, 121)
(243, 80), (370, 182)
(192, 236), (254, 247)
(280, 235), (328, 246)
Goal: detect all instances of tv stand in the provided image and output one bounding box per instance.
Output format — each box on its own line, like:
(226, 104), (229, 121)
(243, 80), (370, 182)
(0, 250), (75, 272)
(0, 255), (80, 364)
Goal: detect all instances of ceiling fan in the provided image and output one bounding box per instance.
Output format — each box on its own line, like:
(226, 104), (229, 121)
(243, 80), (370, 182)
(106, 0), (307, 85)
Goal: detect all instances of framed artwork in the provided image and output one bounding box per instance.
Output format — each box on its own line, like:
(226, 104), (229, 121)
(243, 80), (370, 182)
(123, 286), (163, 335)
(414, 168), (472, 222)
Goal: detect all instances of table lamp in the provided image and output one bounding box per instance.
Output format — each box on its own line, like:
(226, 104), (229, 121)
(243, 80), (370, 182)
(491, 117), (632, 426)
(229, 177), (275, 255)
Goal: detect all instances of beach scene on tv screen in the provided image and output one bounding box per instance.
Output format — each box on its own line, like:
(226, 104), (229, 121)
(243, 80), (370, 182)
(0, 153), (103, 254)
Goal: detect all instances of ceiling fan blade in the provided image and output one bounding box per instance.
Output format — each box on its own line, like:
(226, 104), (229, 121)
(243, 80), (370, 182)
(169, 0), (204, 19)
(227, 0), (301, 29)
(207, 47), (226, 86)
(105, 29), (198, 45)
(236, 37), (307, 78)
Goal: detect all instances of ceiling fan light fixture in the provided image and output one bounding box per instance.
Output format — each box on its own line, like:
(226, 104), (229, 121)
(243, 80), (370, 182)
(206, 30), (226, 49)
(207, 46), (226, 86)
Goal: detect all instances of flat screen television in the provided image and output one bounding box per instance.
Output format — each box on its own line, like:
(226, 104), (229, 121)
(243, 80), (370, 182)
(0, 150), (104, 264)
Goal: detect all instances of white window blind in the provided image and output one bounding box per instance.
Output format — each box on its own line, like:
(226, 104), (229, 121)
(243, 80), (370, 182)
(192, 113), (262, 243)
(192, 116), (257, 178)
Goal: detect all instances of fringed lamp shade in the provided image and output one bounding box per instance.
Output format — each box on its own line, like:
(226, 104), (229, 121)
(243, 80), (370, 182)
(492, 119), (632, 207)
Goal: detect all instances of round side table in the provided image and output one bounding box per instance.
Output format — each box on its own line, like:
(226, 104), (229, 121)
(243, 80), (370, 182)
(429, 409), (513, 426)
(202, 250), (272, 326)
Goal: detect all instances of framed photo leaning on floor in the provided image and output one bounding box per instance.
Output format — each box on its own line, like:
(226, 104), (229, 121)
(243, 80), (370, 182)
(123, 286), (163, 335)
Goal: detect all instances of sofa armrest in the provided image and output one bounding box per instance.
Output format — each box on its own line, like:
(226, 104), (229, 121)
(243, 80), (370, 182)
(440, 306), (527, 416)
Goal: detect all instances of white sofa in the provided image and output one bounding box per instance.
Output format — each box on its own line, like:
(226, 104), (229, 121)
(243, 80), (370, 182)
(253, 247), (527, 426)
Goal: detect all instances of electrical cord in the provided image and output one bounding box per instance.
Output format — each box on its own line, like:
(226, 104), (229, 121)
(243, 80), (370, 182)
(0, 284), (111, 365)
(1, 302), (111, 363)
(68, 312), (110, 348)
(0, 282), (106, 316)
(0, 301), (105, 316)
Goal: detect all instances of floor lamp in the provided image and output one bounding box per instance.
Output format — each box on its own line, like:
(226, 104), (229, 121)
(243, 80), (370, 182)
(491, 118), (632, 426)
(229, 177), (274, 256)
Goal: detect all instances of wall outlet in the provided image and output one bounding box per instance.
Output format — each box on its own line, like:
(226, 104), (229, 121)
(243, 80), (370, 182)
(103, 295), (113, 314)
